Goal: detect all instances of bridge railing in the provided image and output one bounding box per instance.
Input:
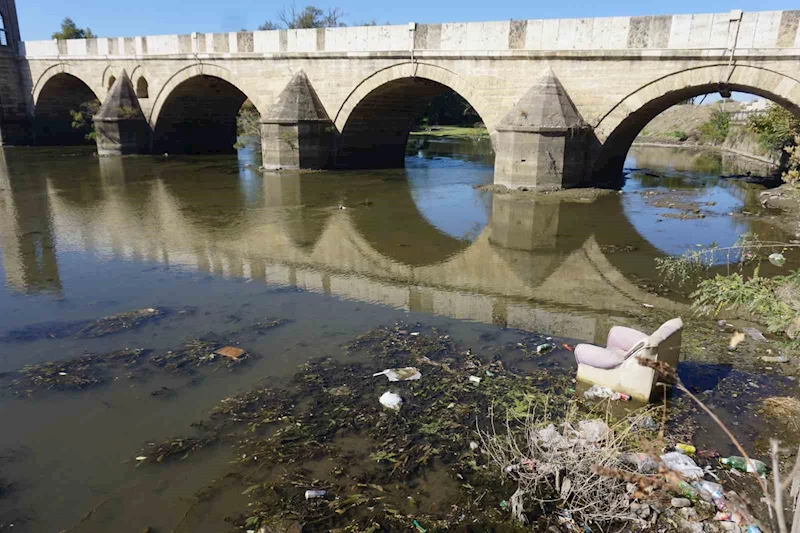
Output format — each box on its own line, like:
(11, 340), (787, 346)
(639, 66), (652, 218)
(19, 10), (800, 58)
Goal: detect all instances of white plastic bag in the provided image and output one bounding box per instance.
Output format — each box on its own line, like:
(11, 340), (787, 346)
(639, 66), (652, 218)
(379, 391), (403, 411)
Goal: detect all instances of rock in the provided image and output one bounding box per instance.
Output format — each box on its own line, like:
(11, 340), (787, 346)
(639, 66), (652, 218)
(630, 503), (652, 519)
(718, 522), (742, 533)
(677, 518), (704, 533)
(672, 498), (692, 508)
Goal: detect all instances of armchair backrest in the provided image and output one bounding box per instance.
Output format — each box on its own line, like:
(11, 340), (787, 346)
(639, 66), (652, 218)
(645, 318), (683, 369)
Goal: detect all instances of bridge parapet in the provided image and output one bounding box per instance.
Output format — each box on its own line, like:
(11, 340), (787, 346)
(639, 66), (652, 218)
(18, 10), (800, 59)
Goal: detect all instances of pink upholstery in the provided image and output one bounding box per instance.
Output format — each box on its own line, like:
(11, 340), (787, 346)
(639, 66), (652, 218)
(575, 326), (648, 370)
(574, 344), (627, 369)
(607, 326), (648, 352)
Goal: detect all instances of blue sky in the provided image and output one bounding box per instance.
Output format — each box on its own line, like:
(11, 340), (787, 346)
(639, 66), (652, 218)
(16, 0), (799, 41)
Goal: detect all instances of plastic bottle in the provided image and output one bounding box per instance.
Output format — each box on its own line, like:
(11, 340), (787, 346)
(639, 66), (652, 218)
(305, 490), (328, 500)
(692, 480), (724, 502)
(720, 456), (769, 475)
(676, 443), (696, 455)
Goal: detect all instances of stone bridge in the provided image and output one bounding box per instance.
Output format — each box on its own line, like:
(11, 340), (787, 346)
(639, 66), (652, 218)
(1, 2), (800, 188)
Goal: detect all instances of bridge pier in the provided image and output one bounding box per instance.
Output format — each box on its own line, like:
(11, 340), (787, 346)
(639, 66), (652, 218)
(261, 71), (333, 170)
(493, 69), (591, 190)
(92, 71), (151, 156)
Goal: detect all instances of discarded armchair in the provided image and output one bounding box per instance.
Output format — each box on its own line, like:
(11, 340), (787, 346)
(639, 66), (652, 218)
(574, 318), (684, 402)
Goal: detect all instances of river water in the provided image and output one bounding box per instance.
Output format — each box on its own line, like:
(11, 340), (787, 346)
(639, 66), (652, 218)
(0, 140), (795, 531)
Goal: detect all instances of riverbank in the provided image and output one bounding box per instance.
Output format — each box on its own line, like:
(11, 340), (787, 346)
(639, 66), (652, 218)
(631, 140), (779, 167)
(635, 103), (782, 166)
(761, 184), (800, 238)
(410, 126), (488, 138)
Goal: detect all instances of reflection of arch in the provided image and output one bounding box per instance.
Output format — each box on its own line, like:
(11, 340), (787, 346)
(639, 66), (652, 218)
(136, 77), (149, 98)
(33, 73), (99, 145)
(334, 63), (491, 169)
(151, 72), (252, 154)
(593, 65), (800, 179)
(349, 171), (471, 266)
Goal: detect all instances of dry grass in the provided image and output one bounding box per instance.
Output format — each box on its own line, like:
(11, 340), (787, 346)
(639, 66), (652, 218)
(762, 396), (800, 428)
(478, 399), (660, 528)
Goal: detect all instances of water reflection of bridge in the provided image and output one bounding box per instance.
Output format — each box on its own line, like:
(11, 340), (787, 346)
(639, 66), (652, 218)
(0, 151), (684, 343)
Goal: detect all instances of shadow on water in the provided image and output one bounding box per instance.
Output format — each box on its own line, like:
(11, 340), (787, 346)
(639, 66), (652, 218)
(0, 139), (797, 531)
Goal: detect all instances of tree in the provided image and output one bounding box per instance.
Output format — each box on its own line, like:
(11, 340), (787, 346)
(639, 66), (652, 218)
(747, 105), (800, 152)
(698, 108), (731, 144)
(52, 18), (96, 40)
(258, 5), (346, 30)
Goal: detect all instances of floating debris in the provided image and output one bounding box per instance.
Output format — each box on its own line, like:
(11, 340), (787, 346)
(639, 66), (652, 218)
(1, 307), (178, 342)
(6, 348), (150, 393)
(372, 367), (421, 382)
(138, 436), (217, 463)
(150, 340), (233, 373)
(215, 346), (247, 361)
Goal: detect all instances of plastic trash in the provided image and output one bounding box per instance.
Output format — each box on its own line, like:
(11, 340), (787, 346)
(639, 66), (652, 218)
(676, 443), (696, 455)
(372, 367), (421, 382)
(379, 391), (403, 411)
(215, 346), (246, 360)
(760, 354), (789, 363)
(622, 452), (659, 474)
(584, 385), (630, 401)
(578, 419), (610, 443)
(720, 456), (769, 475)
(661, 451), (704, 480)
(769, 253), (786, 267)
(742, 328), (767, 343)
(536, 343), (553, 354)
(584, 385), (613, 399)
(468, 375), (482, 384)
(305, 490), (328, 500)
(412, 520), (427, 533)
(729, 332), (746, 350)
(747, 526), (762, 533)
(135, 456), (147, 461)
(693, 480), (724, 502)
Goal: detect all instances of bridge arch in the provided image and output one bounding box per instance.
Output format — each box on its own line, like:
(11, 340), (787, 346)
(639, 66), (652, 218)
(592, 64), (800, 180)
(334, 62), (493, 169)
(150, 64), (258, 154)
(33, 69), (99, 145)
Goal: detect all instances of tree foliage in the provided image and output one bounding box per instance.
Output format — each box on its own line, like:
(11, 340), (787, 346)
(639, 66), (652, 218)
(747, 105), (800, 153)
(69, 99), (101, 141)
(698, 108), (731, 144)
(784, 135), (800, 187)
(52, 18), (96, 40)
(416, 92), (480, 128)
(259, 5), (346, 30)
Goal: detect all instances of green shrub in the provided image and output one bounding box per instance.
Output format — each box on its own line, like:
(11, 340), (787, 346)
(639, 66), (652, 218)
(784, 135), (800, 186)
(698, 108), (731, 144)
(747, 105), (800, 152)
(69, 99), (101, 141)
(667, 130), (689, 141)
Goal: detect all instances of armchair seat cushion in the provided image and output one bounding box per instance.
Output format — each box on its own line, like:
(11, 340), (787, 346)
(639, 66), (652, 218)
(574, 344), (627, 369)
